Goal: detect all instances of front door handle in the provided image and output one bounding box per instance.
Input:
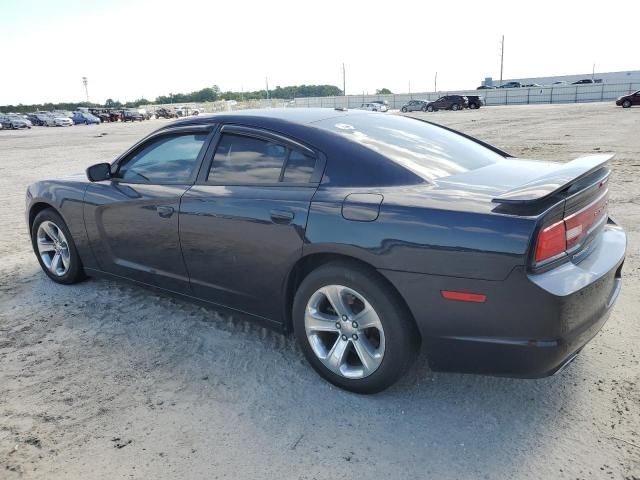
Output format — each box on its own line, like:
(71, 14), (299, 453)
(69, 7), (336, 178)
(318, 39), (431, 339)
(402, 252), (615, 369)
(156, 205), (175, 218)
(270, 209), (294, 224)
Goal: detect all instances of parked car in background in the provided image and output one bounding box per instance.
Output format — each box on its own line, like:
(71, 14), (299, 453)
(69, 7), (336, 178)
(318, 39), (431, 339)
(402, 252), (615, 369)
(26, 113), (45, 126)
(522, 83), (543, 88)
(51, 115), (73, 127)
(155, 107), (176, 119)
(0, 114), (32, 129)
(72, 112), (100, 125)
(360, 102), (388, 112)
(52, 110), (73, 119)
(572, 79), (594, 85)
(25, 108), (626, 393)
(370, 101), (388, 111)
(425, 95), (466, 111)
(477, 85), (496, 90)
(122, 110), (145, 122)
(401, 100), (429, 112)
(552, 81), (568, 86)
(616, 90), (640, 108)
(465, 95), (484, 109)
(498, 82), (522, 89)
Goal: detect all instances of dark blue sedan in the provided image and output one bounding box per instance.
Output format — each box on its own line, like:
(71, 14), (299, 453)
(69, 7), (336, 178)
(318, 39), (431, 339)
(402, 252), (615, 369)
(25, 109), (626, 393)
(72, 111), (100, 125)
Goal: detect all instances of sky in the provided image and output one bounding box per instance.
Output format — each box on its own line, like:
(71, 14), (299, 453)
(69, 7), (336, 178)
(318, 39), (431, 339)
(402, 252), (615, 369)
(0, 0), (637, 105)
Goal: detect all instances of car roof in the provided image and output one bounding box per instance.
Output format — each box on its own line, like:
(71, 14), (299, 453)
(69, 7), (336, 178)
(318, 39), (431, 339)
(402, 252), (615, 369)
(163, 108), (370, 130)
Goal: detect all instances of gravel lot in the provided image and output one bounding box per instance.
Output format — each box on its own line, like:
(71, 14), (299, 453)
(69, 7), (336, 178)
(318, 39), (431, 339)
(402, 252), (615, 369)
(1, 103), (639, 479)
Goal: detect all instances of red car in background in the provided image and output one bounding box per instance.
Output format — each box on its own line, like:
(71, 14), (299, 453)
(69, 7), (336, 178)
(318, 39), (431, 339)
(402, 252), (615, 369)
(616, 90), (640, 108)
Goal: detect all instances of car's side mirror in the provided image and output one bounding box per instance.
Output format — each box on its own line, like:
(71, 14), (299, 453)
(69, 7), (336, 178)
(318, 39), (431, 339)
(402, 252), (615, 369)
(86, 162), (112, 182)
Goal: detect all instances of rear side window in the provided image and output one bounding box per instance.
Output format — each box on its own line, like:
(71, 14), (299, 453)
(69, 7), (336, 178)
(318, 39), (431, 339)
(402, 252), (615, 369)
(208, 133), (317, 184)
(283, 150), (316, 183)
(313, 114), (503, 180)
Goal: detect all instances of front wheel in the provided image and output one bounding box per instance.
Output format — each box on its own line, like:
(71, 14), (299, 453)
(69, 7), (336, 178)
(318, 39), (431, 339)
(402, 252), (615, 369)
(31, 209), (85, 284)
(452, 103), (459, 111)
(401, 107), (407, 113)
(427, 105), (434, 112)
(622, 100), (632, 108)
(293, 262), (418, 394)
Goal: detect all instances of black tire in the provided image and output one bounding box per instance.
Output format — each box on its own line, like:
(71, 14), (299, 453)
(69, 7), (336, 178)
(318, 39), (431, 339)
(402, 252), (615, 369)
(401, 107), (407, 113)
(421, 106), (427, 112)
(31, 209), (85, 285)
(622, 100), (631, 108)
(452, 103), (459, 111)
(293, 261), (419, 394)
(427, 105), (434, 112)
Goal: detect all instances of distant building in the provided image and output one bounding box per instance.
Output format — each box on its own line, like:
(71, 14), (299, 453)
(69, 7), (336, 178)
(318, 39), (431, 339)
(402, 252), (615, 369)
(483, 70), (640, 87)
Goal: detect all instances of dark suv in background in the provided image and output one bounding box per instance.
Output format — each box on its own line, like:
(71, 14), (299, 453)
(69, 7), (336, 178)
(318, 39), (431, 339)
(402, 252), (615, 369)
(426, 95), (466, 111)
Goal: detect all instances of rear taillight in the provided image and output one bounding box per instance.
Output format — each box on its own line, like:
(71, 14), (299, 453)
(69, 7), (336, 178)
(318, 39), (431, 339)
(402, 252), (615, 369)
(535, 191), (608, 264)
(535, 220), (566, 262)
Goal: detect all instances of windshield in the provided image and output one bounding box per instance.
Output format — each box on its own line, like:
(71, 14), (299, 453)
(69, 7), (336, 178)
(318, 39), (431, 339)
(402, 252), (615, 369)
(313, 114), (504, 180)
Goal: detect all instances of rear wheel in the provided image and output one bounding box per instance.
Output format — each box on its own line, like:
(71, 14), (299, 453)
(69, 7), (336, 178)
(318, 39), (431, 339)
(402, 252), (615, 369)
(31, 209), (85, 284)
(427, 105), (434, 112)
(452, 103), (459, 111)
(401, 107), (407, 113)
(293, 262), (418, 394)
(622, 100), (632, 108)
(421, 106), (427, 112)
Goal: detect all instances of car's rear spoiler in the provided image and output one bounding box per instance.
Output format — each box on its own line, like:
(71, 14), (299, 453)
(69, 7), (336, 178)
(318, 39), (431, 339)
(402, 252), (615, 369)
(492, 153), (614, 204)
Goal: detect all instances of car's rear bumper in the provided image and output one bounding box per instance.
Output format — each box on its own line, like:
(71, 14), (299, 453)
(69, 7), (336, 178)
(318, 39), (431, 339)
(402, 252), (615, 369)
(380, 221), (626, 377)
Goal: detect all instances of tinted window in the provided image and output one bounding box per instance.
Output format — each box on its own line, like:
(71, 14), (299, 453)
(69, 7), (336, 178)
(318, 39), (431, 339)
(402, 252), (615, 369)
(283, 150), (316, 183)
(209, 134), (287, 183)
(117, 133), (206, 183)
(314, 114), (503, 180)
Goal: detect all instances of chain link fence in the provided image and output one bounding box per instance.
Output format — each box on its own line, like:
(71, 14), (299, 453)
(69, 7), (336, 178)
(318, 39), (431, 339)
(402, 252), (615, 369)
(142, 83), (639, 114)
(291, 82), (640, 109)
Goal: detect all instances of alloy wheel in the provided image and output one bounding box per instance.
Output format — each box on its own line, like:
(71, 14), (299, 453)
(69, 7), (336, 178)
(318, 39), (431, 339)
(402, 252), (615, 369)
(36, 221), (71, 277)
(304, 284), (385, 379)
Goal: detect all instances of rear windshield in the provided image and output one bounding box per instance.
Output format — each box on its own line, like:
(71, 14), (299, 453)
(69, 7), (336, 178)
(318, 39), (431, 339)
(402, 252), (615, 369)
(313, 114), (503, 180)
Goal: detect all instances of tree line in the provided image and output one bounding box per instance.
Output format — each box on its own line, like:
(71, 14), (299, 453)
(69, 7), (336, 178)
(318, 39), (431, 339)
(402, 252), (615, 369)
(0, 84), (344, 113)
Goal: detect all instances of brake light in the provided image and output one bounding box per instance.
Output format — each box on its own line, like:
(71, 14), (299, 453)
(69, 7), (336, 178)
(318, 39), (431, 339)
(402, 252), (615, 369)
(535, 220), (566, 262)
(564, 193), (608, 250)
(535, 191), (608, 264)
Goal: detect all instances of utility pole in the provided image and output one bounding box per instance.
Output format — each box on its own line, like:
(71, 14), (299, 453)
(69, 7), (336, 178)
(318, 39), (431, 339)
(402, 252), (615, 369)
(265, 77), (270, 100)
(408, 80), (411, 95)
(592, 63), (595, 82)
(434, 72), (437, 92)
(499, 35), (504, 85)
(342, 63), (346, 96)
(82, 76), (89, 103)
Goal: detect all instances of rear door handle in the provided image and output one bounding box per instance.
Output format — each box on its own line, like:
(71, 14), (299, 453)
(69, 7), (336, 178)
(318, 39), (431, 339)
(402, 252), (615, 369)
(156, 205), (175, 218)
(270, 209), (294, 224)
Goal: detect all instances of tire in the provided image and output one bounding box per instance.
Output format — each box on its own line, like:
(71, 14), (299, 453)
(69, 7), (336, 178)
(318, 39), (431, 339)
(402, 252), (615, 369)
(293, 261), (419, 394)
(84, 120), (89, 125)
(427, 105), (434, 112)
(401, 107), (407, 113)
(31, 209), (85, 285)
(421, 106), (427, 112)
(452, 103), (459, 111)
(622, 100), (631, 108)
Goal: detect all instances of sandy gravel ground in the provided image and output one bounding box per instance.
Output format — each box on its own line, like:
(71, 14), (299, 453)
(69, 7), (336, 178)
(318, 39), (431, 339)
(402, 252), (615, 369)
(0, 103), (639, 479)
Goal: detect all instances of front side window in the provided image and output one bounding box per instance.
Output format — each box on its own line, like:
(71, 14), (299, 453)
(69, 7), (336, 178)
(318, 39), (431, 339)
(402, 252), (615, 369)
(116, 132), (207, 183)
(208, 133), (317, 184)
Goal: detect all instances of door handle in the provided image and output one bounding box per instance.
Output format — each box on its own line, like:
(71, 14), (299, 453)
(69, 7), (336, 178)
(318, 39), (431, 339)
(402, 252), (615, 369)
(270, 209), (294, 224)
(156, 205), (175, 218)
